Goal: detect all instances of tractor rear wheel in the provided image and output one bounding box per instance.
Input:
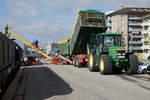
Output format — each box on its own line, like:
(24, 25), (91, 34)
(88, 52), (97, 71)
(126, 54), (139, 75)
(99, 54), (113, 74)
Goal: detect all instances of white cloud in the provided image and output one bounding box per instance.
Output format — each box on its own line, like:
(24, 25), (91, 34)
(1, 0), (150, 47)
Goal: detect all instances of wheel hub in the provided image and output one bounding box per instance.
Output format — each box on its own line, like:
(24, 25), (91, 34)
(100, 58), (104, 71)
(89, 54), (93, 67)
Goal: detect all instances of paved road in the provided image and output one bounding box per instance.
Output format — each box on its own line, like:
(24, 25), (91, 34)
(24, 64), (150, 100)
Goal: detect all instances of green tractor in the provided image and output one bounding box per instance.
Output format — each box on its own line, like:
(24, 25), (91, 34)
(88, 32), (139, 75)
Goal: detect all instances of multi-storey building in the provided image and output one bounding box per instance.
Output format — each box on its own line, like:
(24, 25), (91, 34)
(141, 15), (150, 59)
(106, 7), (150, 56)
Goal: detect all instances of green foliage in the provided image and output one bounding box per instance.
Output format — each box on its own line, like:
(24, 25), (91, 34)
(144, 41), (150, 45)
(121, 35), (126, 47)
(144, 34), (148, 38)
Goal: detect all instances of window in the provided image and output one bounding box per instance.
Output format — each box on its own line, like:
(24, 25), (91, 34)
(103, 35), (121, 47)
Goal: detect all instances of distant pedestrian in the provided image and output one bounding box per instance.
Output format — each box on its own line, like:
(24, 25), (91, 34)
(5, 24), (11, 37)
(5, 24), (9, 35)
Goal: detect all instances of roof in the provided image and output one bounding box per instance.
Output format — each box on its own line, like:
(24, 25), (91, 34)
(107, 7), (150, 16)
(79, 10), (104, 14)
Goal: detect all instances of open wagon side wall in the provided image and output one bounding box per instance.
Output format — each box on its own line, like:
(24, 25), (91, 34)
(69, 10), (107, 56)
(56, 43), (70, 56)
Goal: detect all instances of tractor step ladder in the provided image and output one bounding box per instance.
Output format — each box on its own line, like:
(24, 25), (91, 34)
(7, 29), (73, 64)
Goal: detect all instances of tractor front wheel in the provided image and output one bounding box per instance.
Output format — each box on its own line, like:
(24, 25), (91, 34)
(99, 54), (113, 75)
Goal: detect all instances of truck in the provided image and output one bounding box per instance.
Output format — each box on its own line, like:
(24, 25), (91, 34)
(57, 10), (139, 74)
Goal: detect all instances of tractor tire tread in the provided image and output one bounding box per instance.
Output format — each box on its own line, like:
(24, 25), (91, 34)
(99, 54), (113, 74)
(126, 54), (139, 75)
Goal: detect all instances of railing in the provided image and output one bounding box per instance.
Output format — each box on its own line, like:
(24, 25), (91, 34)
(128, 17), (142, 20)
(130, 35), (143, 38)
(128, 22), (141, 26)
(129, 47), (142, 50)
(107, 23), (111, 27)
(141, 30), (148, 33)
(107, 18), (111, 22)
(141, 23), (150, 26)
(142, 45), (150, 49)
(128, 28), (142, 32)
(129, 41), (143, 44)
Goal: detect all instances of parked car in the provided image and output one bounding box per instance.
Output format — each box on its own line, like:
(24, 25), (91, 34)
(147, 65), (150, 75)
(147, 56), (150, 60)
(138, 62), (150, 74)
(138, 61), (144, 66)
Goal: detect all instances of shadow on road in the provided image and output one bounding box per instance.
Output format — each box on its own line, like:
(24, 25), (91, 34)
(24, 66), (73, 100)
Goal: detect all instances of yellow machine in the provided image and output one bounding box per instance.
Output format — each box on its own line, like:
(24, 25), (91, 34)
(7, 29), (73, 64)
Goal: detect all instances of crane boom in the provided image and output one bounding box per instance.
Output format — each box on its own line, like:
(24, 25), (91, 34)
(7, 29), (73, 64)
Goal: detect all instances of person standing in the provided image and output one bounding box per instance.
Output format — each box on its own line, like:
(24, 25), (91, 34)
(5, 24), (9, 35)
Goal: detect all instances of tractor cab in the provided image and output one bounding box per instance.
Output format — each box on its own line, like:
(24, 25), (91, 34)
(97, 32), (127, 63)
(97, 32), (124, 53)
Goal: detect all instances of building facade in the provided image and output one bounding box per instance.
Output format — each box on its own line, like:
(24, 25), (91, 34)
(106, 7), (150, 57)
(141, 15), (150, 59)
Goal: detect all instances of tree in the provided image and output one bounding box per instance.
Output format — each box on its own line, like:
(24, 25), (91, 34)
(116, 28), (126, 47)
(121, 35), (126, 47)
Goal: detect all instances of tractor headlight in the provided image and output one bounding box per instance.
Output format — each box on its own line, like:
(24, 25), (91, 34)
(116, 53), (125, 55)
(116, 52), (125, 58)
(117, 55), (125, 58)
(122, 53), (125, 55)
(117, 53), (121, 55)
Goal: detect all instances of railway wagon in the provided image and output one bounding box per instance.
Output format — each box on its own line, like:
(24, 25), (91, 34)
(0, 31), (22, 90)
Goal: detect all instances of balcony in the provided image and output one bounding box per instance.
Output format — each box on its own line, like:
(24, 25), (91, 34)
(128, 22), (141, 26)
(129, 41), (143, 44)
(130, 34), (143, 38)
(129, 47), (142, 50)
(143, 38), (150, 41)
(128, 17), (142, 20)
(128, 28), (142, 32)
(142, 45), (150, 49)
(107, 18), (111, 22)
(141, 30), (149, 34)
(141, 38), (145, 41)
(106, 27), (112, 32)
(107, 23), (111, 27)
(141, 23), (150, 26)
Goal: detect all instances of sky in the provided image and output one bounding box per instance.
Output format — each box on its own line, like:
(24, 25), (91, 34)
(0, 0), (150, 46)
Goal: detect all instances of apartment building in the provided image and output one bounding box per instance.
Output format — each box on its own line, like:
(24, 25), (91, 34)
(141, 15), (150, 59)
(106, 7), (150, 55)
